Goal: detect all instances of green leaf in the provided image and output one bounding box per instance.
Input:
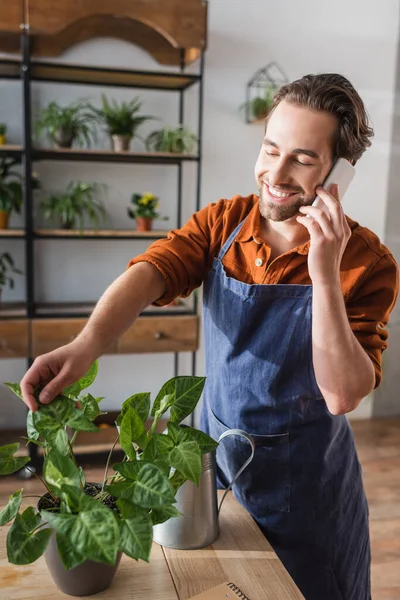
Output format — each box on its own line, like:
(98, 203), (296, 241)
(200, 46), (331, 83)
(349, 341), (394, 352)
(154, 433), (175, 453)
(151, 376), (206, 424)
(155, 394), (174, 417)
(150, 505), (182, 526)
(113, 462), (175, 509)
(106, 481), (136, 501)
(119, 408), (147, 458)
(170, 425), (218, 454)
(32, 396), (75, 436)
(7, 507), (52, 565)
(63, 361), (98, 398)
(0, 444), (30, 475)
(118, 392), (150, 424)
(0, 489), (22, 525)
(119, 509), (152, 562)
(26, 411), (40, 441)
(169, 441), (203, 485)
(44, 449), (81, 491)
(48, 428), (70, 455)
(4, 382), (23, 400)
(66, 413), (98, 432)
(142, 437), (157, 462)
(164, 422), (182, 445)
(154, 459), (171, 478)
(56, 532), (85, 570)
(169, 470), (187, 493)
(80, 393), (102, 420)
(41, 502), (119, 567)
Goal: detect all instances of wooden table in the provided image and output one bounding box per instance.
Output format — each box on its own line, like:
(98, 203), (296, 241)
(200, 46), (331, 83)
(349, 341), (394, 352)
(0, 492), (304, 600)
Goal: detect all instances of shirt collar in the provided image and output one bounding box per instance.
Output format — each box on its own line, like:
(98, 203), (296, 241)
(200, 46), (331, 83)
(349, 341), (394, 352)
(235, 197), (263, 244)
(235, 196), (357, 256)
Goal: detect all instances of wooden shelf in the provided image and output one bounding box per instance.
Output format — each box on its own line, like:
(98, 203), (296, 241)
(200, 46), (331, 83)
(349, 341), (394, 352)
(34, 229), (169, 240)
(33, 147), (199, 164)
(0, 144), (23, 158)
(0, 58), (200, 90)
(0, 229), (25, 237)
(0, 303), (27, 319)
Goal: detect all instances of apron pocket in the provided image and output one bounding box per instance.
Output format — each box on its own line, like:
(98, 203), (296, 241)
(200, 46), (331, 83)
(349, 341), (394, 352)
(209, 408), (291, 513)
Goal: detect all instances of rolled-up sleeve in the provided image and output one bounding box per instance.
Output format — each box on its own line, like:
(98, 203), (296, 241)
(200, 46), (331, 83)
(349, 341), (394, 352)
(127, 201), (224, 306)
(346, 254), (399, 387)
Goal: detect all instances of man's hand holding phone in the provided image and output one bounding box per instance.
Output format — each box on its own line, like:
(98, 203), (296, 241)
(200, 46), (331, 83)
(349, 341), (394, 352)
(296, 158), (355, 286)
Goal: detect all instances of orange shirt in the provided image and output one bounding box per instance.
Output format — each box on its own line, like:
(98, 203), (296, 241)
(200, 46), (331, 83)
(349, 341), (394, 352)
(129, 194), (399, 388)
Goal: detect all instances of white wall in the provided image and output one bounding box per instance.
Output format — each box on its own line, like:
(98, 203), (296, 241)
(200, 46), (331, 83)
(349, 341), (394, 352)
(0, 0), (399, 427)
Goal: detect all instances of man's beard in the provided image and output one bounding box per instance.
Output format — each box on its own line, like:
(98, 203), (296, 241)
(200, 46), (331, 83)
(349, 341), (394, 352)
(258, 183), (314, 222)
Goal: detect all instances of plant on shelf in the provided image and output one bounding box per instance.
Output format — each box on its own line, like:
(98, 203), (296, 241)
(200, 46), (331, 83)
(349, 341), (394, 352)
(127, 192), (167, 232)
(40, 181), (108, 232)
(89, 95), (154, 152)
(0, 157), (23, 229)
(145, 125), (197, 154)
(241, 83), (278, 122)
(0, 363), (217, 596)
(35, 100), (97, 149)
(0, 252), (22, 302)
(0, 123), (7, 145)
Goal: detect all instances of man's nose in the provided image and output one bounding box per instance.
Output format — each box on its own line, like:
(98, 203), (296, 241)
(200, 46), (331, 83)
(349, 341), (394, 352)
(267, 161), (292, 186)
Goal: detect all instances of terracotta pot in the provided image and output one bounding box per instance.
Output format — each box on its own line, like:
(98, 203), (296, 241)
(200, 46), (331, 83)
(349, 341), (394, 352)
(0, 210), (9, 229)
(38, 485), (122, 596)
(53, 127), (74, 148)
(136, 217), (153, 232)
(111, 135), (131, 152)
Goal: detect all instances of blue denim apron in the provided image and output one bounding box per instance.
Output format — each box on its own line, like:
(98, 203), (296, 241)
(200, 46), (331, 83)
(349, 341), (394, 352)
(200, 218), (371, 600)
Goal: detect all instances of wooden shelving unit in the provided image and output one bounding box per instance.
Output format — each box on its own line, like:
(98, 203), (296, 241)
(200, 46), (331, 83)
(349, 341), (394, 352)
(0, 1), (206, 463)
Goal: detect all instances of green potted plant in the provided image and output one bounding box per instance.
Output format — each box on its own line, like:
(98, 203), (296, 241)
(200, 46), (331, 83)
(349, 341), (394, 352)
(0, 157), (23, 229)
(0, 364), (217, 596)
(35, 100), (97, 149)
(241, 83), (278, 122)
(145, 126), (197, 154)
(40, 181), (108, 232)
(89, 95), (154, 152)
(127, 192), (167, 232)
(0, 252), (22, 302)
(0, 123), (8, 145)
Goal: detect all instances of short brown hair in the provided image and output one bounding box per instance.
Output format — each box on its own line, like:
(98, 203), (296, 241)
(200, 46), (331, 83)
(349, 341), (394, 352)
(271, 73), (374, 163)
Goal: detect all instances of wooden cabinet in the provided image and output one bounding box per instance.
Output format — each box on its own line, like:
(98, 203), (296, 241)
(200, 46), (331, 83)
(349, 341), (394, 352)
(31, 316), (199, 357)
(0, 320), (29, 358)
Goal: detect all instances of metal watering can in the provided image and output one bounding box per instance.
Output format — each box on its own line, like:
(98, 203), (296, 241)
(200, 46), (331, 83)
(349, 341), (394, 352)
(153, 429), (255, 550)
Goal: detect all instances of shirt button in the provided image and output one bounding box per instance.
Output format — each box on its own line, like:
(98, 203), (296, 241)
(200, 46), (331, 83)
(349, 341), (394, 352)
(255, 258), (263, 267)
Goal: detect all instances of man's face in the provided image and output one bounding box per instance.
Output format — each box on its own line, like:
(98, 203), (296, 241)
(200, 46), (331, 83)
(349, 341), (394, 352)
(254, 100), (338, 221)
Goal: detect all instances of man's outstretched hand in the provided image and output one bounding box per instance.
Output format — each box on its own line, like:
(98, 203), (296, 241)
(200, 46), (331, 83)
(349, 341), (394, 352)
(20, 341), (94, 411)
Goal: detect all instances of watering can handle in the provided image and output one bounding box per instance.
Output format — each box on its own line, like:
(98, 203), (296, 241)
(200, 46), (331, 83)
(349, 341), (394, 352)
(217, 428), (255, 513)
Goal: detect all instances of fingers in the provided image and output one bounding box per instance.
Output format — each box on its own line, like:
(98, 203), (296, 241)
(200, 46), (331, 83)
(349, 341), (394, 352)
(38, 367), (70, 405)
(20, 377), (39, 412)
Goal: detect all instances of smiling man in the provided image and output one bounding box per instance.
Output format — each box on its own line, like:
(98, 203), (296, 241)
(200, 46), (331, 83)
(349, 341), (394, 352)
(21, 74), (398, 599)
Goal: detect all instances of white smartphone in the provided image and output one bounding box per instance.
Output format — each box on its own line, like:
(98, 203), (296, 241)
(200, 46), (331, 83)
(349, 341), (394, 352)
(311, 158), (356, 215)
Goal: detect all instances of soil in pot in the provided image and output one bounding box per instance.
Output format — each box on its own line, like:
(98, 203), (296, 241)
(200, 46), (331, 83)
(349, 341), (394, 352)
(38, 483), (121, 597)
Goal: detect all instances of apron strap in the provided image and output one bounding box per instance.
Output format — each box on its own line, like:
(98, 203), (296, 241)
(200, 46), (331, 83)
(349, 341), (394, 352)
(217, 217), (248, 260)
